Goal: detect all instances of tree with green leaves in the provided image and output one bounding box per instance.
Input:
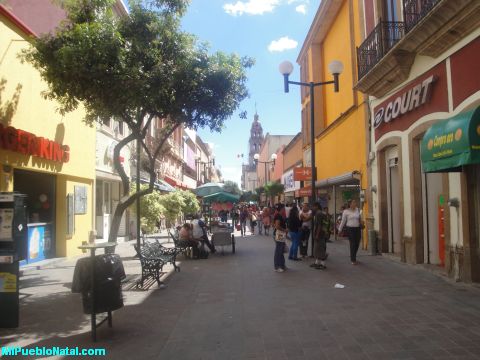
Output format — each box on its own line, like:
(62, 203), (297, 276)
(23, 0), (253, 242)
(178, 190), (200, 217)
(223, 180), (242, 196)
(264, 181), (285, 204)
(157, 191), (184, 227)
(130, 184), (165, 234)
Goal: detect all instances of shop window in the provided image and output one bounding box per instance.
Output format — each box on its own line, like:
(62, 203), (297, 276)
(96, 180), (103, 215)
(104, 182), (111, 214)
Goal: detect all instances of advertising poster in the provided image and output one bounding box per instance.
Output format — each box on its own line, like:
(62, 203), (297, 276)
(0, 272), (17, 293)
(0, 208), (14, 241)
(28, 226), (45, 262)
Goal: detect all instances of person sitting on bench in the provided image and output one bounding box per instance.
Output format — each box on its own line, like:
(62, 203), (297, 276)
(178, 223), (200, 258)
(191, 214), (216, 254)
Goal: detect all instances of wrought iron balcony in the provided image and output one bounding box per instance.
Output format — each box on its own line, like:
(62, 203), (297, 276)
(404, 0), (441, 33)
(357, 20), (405, 80)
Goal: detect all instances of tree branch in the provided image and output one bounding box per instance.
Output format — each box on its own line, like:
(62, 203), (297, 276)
(113, 130), (138, 196)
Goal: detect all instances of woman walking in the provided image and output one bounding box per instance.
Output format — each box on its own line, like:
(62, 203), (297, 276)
(273, 205), (287, 272)
(338, 199), (363, 265)
(287, 205), (302, 261)
(262, 207), (271, 236)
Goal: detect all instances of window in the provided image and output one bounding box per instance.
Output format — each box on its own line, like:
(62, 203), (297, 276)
(118, 121), (124, 136)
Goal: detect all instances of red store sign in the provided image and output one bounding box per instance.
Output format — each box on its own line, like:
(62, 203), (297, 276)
(0, 124), (70, 163)
(373, 62), (449, 142)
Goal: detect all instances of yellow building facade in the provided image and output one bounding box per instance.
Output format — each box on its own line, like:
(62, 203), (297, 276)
(297, 0), (369, 242)
(0, 7), (95, 260)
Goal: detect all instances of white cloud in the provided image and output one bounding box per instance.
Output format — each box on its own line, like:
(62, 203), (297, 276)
(268, 36), (298, 52)
(295, 4), (306, 14)
(224, 0), (280, 16)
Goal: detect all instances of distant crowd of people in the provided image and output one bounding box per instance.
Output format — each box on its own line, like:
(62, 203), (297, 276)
(232, 200), (363, 272)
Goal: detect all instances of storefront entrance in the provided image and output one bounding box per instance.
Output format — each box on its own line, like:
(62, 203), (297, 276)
(14, 169), (56, 263)
(387, 157), (401, 255)
(421, 171), (443, 265)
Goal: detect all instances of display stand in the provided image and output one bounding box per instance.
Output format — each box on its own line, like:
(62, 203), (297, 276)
(77, 242), (117, 342)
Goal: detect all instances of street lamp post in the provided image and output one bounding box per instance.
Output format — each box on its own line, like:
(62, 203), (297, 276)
(279, 60), (343, 206)
(280, 59), (343, 257)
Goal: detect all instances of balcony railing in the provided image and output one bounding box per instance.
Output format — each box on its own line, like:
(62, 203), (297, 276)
(403, 0), (441, 33)
(357, 20), (405, 79)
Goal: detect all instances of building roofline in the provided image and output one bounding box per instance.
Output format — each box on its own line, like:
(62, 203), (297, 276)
(296, 0), (343, 64)
(0, 4), (37, 37)
(283, 132), (302, 153)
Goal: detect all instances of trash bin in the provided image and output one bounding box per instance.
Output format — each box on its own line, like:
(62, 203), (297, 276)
(72, 254), (126, 314)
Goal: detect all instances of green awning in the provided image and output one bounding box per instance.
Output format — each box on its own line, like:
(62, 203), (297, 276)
(202, 191), (240, 204)
(421, 107), (480, 173)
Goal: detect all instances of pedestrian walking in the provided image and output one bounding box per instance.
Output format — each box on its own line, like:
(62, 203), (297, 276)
(310, 202), (328, 270)
(338, 199), (363, 265)
(240, 206), (248, 237)
(250, 209), (257, 235)
(287, 205), (302, 261)
(262, 207), (271, 236)
(257, 208), (263, 235)
(299, 203), (312, 258)
(273, 204), (287, 272)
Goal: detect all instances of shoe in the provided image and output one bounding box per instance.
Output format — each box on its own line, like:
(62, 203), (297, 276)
(351, 261), (358, 265)
(292, 258), (301, 261)
(309, 263), (318, 268)
(276, 268), (285, 273)
(314, 264), (326, 270)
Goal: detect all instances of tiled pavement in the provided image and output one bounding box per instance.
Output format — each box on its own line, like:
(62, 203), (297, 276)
(3, 232), (480, 359)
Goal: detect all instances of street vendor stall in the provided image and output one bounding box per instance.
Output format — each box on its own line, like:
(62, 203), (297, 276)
(202, 192), (239, 254)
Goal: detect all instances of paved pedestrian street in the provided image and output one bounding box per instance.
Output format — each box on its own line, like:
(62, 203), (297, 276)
(3, 232), (480, 360)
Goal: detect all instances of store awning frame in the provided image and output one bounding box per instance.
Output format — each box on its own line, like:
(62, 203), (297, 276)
(315, 171), (361, 188)
(421, 107), (480, 173)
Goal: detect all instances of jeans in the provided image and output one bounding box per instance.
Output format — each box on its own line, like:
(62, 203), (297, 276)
(299, 227), (310, 256)
(347, 226), (361, 262)
(240, 220), (247, 236)
(288, 231), (300, 259)
(274, 241), (285, 270)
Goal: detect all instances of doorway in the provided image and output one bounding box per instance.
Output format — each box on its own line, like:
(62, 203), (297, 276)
(14, 169), (56, 262)
(387, 157), (401, 254)
(421, 170), (443, 265)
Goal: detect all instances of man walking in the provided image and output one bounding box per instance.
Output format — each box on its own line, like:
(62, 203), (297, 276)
(310, 202), (328, 270)
(299, 203), (312, 258)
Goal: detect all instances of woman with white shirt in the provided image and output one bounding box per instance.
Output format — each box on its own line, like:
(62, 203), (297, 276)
(338, 199), (363, 265)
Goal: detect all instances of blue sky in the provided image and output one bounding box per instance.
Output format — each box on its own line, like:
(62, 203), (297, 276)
(180, 0), (320, 185)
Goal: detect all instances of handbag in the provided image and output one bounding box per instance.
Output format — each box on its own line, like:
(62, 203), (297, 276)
(275, 229), (286, 241)
(283, 242), (289, 254)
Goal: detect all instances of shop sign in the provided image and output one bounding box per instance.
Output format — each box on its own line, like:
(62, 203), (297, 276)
(373, 75), (435, 129)
(294, 167), (314, 181)
(297, 186), (312, 197)
(0, 124), (70, 163)
(282, 169), (300, 192)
